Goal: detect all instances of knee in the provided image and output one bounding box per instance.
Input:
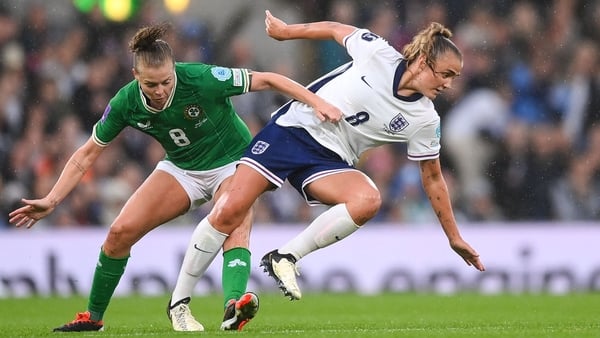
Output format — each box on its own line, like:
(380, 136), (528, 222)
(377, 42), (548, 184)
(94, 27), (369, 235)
(210, 195), (250, 231)
(347, 190), (382, 225)
(361, 191), (382, 220)
(103, 223), (135, 257)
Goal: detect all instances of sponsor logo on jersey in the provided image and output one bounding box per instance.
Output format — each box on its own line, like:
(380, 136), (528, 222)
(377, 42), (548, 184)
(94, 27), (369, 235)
(384, 112), (409, 134)
(211, 67), (232, 81)
(360, 75), (372, 88)
(251, 140), (270, 154)
(137, 120), (152, 129)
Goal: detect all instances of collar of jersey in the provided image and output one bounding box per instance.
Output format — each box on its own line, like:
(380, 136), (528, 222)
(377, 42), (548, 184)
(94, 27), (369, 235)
(139, 72), (178, 114)
(393, 59), (423, 102)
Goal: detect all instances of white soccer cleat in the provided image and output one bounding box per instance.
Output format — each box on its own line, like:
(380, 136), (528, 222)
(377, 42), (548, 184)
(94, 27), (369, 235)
(260, 250), (302, 300)
(167, 297), (205, 331)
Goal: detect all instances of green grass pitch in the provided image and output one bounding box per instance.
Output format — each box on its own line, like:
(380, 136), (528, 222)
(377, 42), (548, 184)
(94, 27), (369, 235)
(1, 292), (598, 337)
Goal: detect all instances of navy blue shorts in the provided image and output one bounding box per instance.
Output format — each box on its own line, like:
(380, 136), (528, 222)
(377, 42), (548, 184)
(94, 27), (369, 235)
(240, 122), (356, 205)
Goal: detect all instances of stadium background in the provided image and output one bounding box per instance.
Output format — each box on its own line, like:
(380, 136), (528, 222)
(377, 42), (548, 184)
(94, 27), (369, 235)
(0, 0), (599, 298)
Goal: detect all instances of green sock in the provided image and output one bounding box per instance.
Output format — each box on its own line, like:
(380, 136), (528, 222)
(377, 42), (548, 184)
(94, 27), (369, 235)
(87, 249), (129, 321)
(221, 247), (251, 309)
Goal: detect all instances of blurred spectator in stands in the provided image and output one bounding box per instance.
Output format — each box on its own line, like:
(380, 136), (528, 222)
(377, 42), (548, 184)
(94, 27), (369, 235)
(453, 3), (498, 53)
(316, 0), (356, 74)
(389, 161), (438, 224)
(488, 120), (530, 220)
(0, 5), (18, 47)
(509, 43), (562, 125)
(171, 19), (214, 63)
(582, 126), (600, 185)
(364, 4), (409, 51)
(506, 1), (542, 63)
(4, 102), (46, 180)
(442, 65), (510, 220)
(99, 160), (144, 226)
(421, 0), (449, 27)
(0, 61), (25, 140)
(546, 0), (580, 53)
(39, 25), (88, 101)
(34, 76), (73, 134)
(561, 40), (600, 152)
(72, 56), (119, 131)
(521, 123), (570, 219)
(580, 0), (600, 41)
(75, 4), (121, 61)
(550, 154), (600, 220)
(2, 139), (36, 226)
(17, 2), (48, 78)
(226, 34), (282, 135)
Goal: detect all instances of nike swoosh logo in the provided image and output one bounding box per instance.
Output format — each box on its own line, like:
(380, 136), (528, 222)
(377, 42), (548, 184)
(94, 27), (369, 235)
(193, 244), (213, 253)
(361, 75), (372, 88)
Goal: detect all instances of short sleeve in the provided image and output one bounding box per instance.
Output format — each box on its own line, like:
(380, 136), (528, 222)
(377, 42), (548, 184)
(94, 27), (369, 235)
(407, 120), (441, 161)
(344, 28), (402, 66)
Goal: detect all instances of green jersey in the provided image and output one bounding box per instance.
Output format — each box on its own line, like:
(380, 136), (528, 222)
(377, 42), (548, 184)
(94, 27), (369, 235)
(93, 63), (253, 170)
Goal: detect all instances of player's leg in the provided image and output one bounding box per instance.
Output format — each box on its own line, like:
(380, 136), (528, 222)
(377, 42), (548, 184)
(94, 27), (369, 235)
(261, 170), (381, 300)
(216, 166), (260, 331)
(177, 163), (271, 287)
(169, 165), (269, 330)
(54, 169), (189, 332)
(221, 218), (252, 307)
(168, 214), (256, 332)
(214, 169), (267, 330)
(219, 209), (260, 331)
(283, 169), (381, 253)
(212, 173), (254, 310)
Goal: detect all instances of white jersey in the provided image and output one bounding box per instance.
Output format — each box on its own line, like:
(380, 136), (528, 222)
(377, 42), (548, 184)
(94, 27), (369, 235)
(274, 29), (441, 165)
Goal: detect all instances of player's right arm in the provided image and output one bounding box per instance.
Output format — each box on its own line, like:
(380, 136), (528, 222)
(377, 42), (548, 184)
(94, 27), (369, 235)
(265, 10), (356, 46)
(8, 137), (104, 228)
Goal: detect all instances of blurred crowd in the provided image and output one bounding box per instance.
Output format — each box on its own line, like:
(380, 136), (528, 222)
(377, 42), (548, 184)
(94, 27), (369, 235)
(1, 0), (599, 229)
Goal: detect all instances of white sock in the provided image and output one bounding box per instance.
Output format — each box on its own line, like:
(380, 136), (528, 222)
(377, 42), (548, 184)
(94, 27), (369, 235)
(171, 217), (228, 305)
(279, 204), (359, 260)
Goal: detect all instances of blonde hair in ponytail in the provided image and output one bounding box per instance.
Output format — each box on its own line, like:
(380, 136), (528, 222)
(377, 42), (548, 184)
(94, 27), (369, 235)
(401, 22), (461, 66)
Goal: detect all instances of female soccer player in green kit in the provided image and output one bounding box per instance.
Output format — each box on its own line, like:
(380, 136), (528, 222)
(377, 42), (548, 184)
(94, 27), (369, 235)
(8, 22), (342, 332)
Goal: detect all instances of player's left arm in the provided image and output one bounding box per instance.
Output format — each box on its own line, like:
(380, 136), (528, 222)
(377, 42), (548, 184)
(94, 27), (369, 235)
(249, 71), (342, 123)
(265, 10), (355, 46)
(419, 158), (485, 271)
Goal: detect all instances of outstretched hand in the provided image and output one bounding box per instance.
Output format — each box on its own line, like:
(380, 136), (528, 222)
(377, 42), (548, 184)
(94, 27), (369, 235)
(8, 198), (55, 229)
(450, 238), (485, 271)
(313, 99), (343, 123)
(265, 10), (289, 41)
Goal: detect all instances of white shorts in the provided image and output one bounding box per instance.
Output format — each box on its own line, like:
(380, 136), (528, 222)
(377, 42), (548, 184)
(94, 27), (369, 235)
(155, 160), (237, 211)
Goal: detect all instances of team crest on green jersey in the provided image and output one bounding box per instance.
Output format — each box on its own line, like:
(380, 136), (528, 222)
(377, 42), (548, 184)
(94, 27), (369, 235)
(184, 104), (203, 120)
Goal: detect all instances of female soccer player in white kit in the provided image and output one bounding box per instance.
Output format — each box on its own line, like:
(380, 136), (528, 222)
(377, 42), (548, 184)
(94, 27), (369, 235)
(180, 10), (486, 301)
